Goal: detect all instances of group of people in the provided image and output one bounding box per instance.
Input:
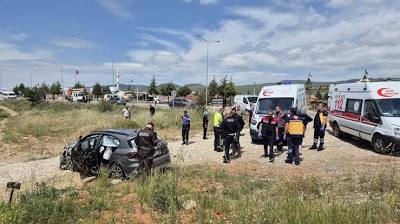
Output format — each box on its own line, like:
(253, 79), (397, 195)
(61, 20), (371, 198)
(258, 103), (328, 165)
(133, 102), (329, 175)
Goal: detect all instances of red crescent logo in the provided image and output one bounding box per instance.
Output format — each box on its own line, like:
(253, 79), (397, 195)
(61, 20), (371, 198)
(262, 89), (274, 96)
(377, 88), (398, 97)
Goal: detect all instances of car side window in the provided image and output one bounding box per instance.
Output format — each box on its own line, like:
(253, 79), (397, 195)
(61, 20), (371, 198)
(364, 100), (378, 116)
(345, 99), (362, 115)
(80, 136), (98, 151)
(243, 98), (248, 104)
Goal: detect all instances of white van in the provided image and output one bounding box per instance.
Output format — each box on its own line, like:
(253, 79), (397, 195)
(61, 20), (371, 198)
(328, 81), (400, 153)
(233, 95), (258, 112)
(72, 91), (86, 102)
(250, 84), (306, 142)
(2, 91), (17, 100)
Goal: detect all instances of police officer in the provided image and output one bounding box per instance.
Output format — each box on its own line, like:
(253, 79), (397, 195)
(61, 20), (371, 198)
(213, 107), (224, 151)
(310, 103), (328, 151)
(135, 122), (158, 175)
(233, 106), (245, 152)
(181, 110), (191, 145)
(203, 108), (209, 139)
(220, 108), (241, 163)
(285, 107), (305, 165)
(274, 106), (286, 152)
(258, 111), (278, 162)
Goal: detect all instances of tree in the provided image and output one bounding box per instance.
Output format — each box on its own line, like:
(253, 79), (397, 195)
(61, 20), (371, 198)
(208, 77), (219, 98)
(323, 92), (329, 100)
(92, 82), (103, 99)
(18, 83), (26, 95)
(197, 89), (207, 106)
(148, 76), (158, 95)
(74, 82), (85, 89)
(160, 82), (176, 96)
(13, 85), (20, 95)
(49, 81), (62, 100)
(316, 90), (322, 100)
(102, 86), (111, 95)
(177, 85), (192, 97)
(38, 83), (49, 99)
(224, 80), (237, 106)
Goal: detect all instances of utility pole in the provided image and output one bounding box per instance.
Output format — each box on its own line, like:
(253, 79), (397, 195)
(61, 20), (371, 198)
(194, 34), (220, 105)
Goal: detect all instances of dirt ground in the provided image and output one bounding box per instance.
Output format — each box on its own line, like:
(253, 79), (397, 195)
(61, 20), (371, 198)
(1, 110), (400, 201)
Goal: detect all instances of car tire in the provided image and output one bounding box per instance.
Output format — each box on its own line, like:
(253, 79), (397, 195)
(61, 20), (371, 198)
(110, 163), (125, 179)
(332, 122), (343, 138)
(372, 134), (386, 154)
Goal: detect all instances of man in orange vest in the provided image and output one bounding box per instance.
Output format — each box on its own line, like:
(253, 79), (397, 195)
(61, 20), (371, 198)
(258, 111), (278, 162)
(285, 107), (305, 165)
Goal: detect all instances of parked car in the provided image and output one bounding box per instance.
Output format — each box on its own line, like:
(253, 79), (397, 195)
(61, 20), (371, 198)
(210, 98), (223, 105)
(233, 95), (258, 112)
(60, 129), (171, 179)
(1, 91), (17, 100)
(108, 96), (126, 105)
(168, 97), (192, 108)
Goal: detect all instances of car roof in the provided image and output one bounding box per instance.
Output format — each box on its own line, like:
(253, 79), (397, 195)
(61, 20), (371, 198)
(92, 129), (138, 137)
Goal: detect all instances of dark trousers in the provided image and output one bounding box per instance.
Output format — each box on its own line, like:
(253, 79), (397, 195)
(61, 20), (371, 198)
(287, 136), (302, 163)
(214, 127), (220, 150)
(182, 125), (190, 143)
(138, 152), (153, 177)
(276, 127), (285, 151)
(263, 136), (274, 158)
(223, 134), (235, 161)
(313, 128), (326, 146)
(203, 127), (208, 138)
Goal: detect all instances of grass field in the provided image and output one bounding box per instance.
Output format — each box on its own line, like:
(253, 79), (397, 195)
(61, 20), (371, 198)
(0, 100), (205, 144)
(1, 165), (399, 224)
(0, 109), (9, 121)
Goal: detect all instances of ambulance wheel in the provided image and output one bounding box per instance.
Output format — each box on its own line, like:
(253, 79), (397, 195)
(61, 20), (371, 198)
(372, 134), (386, 154)
(332, 122), (342, 138)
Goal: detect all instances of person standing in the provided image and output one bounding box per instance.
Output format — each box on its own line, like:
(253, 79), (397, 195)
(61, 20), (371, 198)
(122, 106), (131, 119)
(285, 107), (305, 165)
(220, 108), (241, 163)
(149, 104), (155, 117)
(274, 106), (286, 152)
(233, 106), (245, 152)
(181, 110), (191, 145)
(258, 111), (278, 162)
(134, 122), (158, 176)
(213, 107), (224, 151)
(310, 103), (328, 151)
(247, 102), (255, 126)
(203, 108), (209, 139)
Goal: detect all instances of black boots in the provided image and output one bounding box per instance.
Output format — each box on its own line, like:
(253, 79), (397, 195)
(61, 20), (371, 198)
(317, 144), (325, 151)
(309, 144), (317, 150)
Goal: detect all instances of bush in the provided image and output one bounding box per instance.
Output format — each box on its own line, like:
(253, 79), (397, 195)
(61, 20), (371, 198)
(98, 100), (114, 112)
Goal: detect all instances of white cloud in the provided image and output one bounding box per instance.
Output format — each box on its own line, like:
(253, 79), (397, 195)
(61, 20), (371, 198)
(0, 42), (52, 61)
(183, 0), (219, 6)
(9, 33), (28, 41)
(97, 0), (133, 18)
(52, 37), (96, 49)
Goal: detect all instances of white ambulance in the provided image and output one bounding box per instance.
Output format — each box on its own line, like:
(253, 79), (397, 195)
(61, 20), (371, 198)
(250, 84), (306, 142)
(328, 81), (400, 153)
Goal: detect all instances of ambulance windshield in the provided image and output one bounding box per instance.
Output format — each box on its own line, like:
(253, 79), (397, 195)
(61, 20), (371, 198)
(256, 98), (294, 114)
(376, 99), (400, 117)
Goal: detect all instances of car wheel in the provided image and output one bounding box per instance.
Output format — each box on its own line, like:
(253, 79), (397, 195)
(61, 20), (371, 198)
(332, 122), (342, 138)
(110, 163), (125, 179)
(372, 134), (386, 154)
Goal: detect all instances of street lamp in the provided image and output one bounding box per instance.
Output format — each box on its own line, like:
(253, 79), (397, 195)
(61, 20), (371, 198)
(50, 61), (64, 94)
(102, 54), (115, 86)
(195, 34), (220, 105)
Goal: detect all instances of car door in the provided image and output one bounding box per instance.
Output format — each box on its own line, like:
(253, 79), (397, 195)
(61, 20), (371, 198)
(341, 99), (363, 137)
(72, 135), (101, 175)
(359, 100), (380, 141)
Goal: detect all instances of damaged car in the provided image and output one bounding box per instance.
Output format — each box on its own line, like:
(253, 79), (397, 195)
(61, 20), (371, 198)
(60, 129), (171, 179)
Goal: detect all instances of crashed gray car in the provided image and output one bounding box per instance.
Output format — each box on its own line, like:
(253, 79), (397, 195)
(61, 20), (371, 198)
(60, 129), (171, 179)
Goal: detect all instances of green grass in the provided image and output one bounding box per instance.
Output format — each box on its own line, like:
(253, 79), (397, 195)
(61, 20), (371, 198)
(2, 100), (205, 144)
(1, 165), (399, 223)
(0, 109), (9, 120)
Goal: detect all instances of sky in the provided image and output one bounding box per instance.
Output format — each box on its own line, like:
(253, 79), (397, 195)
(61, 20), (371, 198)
(0, 0), (400, 89)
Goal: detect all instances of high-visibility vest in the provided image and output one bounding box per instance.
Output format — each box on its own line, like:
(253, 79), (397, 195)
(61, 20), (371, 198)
(288, 118), (305, 136)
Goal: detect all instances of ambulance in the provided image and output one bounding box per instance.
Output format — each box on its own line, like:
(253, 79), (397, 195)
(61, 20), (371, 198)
(250, 84), (306, 142)
(328, 81), (400, 153)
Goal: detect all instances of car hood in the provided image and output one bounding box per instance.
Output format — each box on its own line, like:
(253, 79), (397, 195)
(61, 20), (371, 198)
(65, 140), (78, 149)
(383, 117), (400, 127)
